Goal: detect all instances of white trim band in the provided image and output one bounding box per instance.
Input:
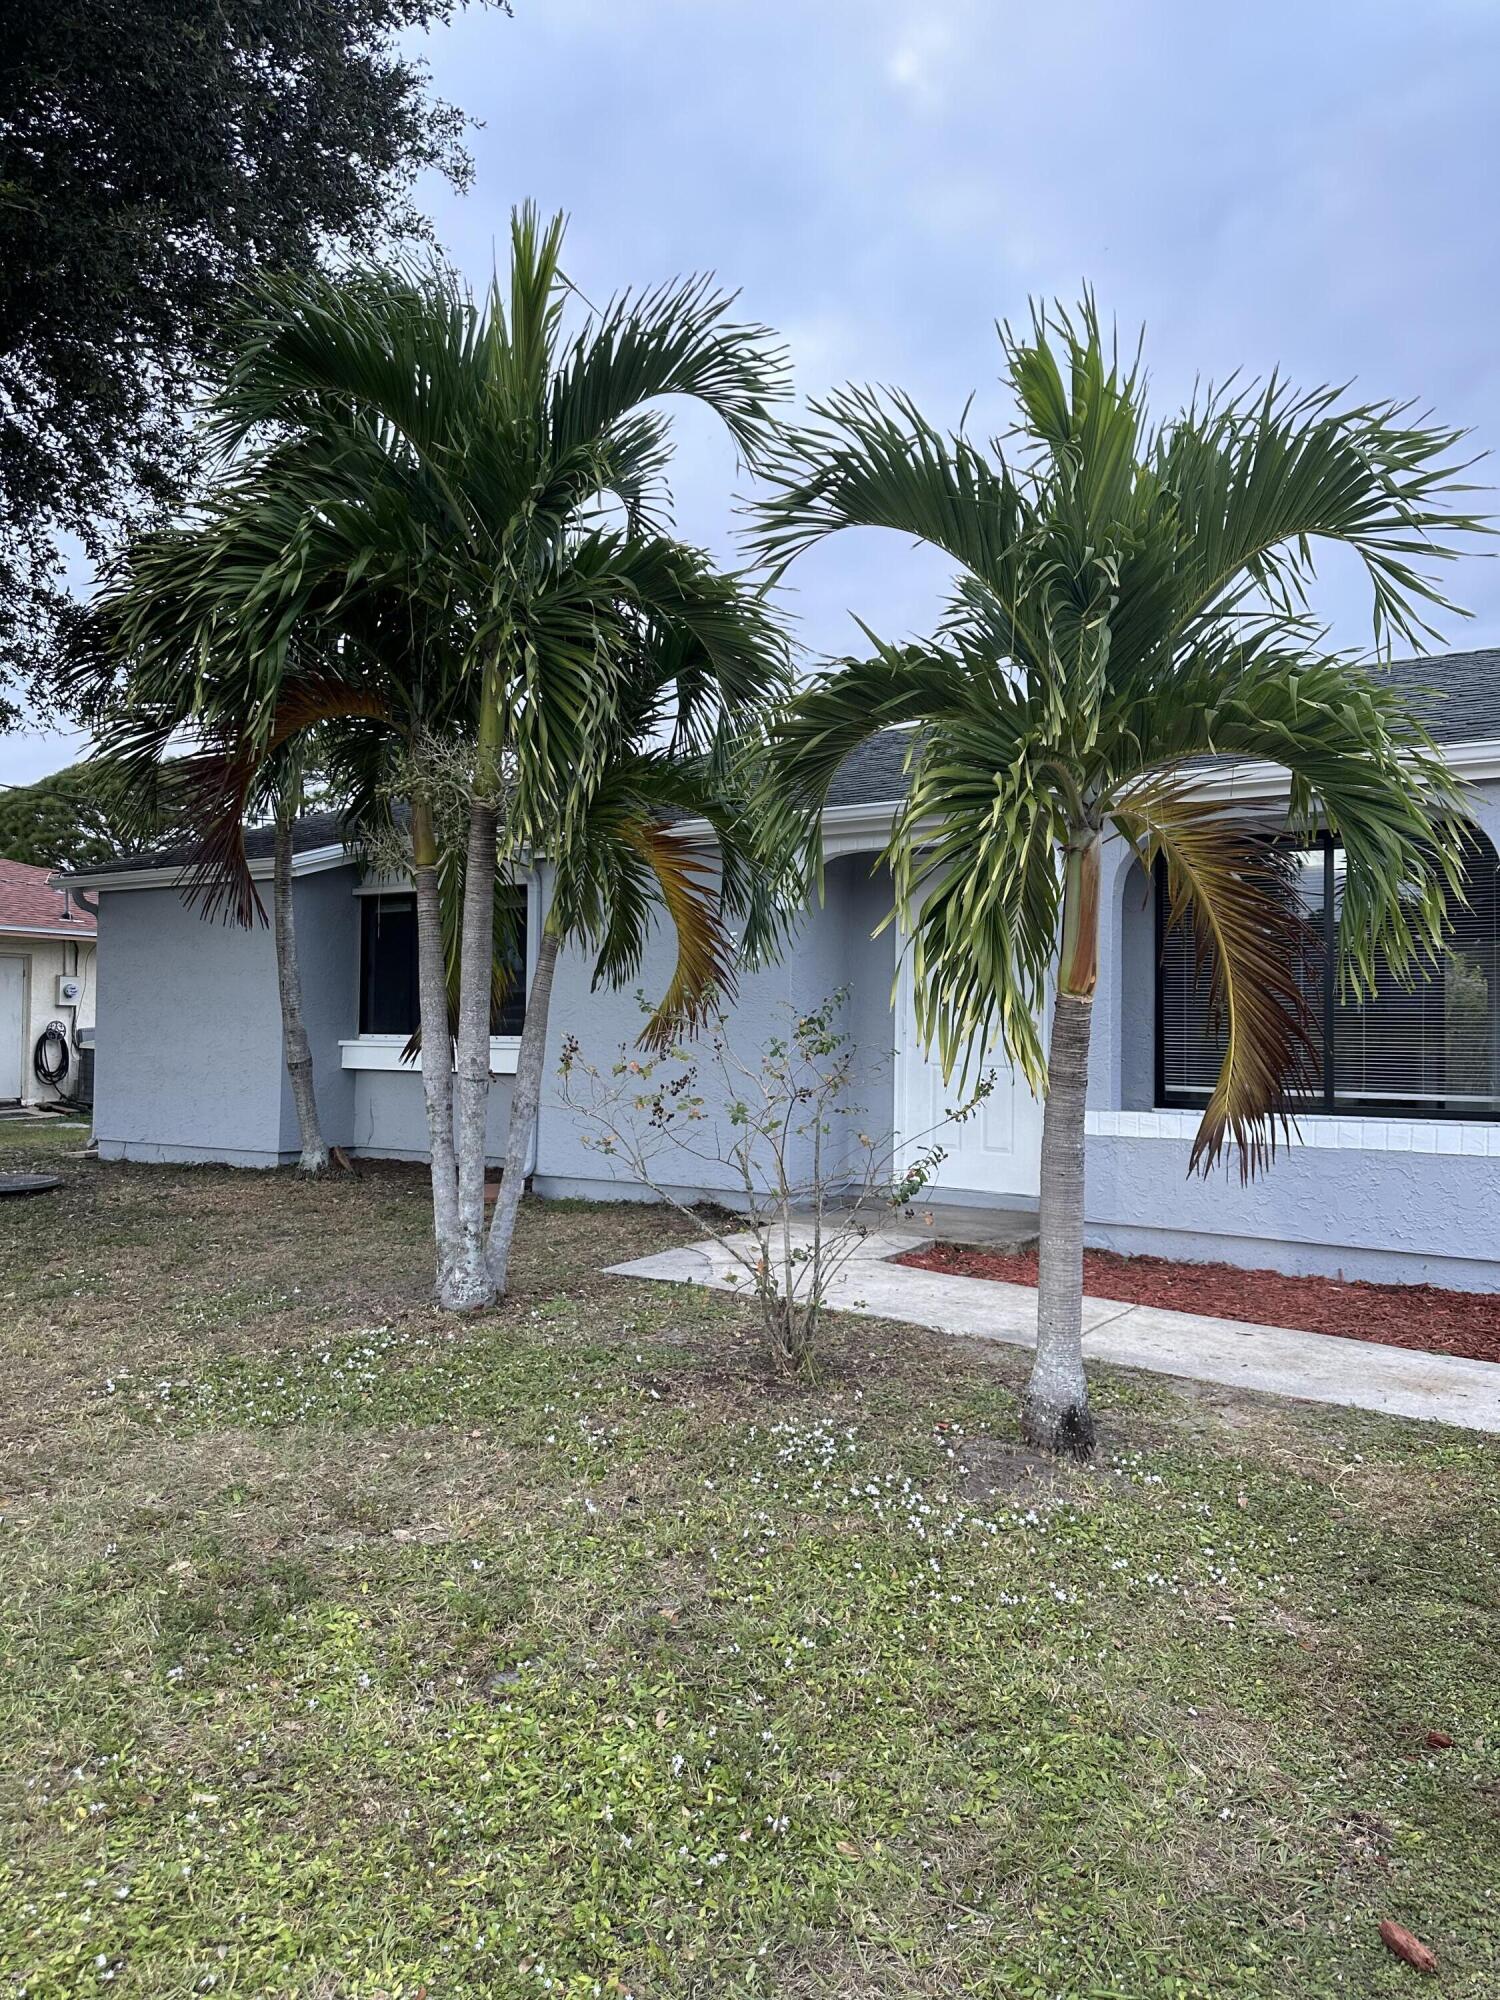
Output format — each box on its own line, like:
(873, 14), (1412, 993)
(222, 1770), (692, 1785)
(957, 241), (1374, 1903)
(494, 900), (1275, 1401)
(1087, 1108), (1500, 1155)
(57, 844), (351, 894)
(339, 1034), (521, 1075)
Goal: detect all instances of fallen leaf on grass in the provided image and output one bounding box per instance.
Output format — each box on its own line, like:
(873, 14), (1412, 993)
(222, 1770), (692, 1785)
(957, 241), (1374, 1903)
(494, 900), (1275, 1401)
(1425, 1730), (1455, 1750)
(1379, 1920), (1437, 1972)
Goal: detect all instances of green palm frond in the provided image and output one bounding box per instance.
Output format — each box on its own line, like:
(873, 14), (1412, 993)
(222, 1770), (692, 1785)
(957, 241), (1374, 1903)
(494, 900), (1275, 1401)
(897, 725), (1065, 1090)
(93, 210), (793, 985)
(1156, 374), (1485, 654)
(753, 381), (1033, 584)
(756, 295), (1481, 1175)
(550, 267), (788, 470)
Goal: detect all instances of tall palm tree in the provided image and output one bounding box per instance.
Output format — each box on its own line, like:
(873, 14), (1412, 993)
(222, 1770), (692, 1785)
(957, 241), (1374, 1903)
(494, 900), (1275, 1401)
(96, 211), (791, 1309)
(483, 653), (793, 1293)
(755, 301), (1480, 1455)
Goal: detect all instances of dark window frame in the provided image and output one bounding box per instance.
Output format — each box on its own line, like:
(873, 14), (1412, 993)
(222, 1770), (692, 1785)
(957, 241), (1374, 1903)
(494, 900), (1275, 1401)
(358, 892), (419, 1037)
(357, 886), (529, 1040)
(1154, 828), (1500, 1123)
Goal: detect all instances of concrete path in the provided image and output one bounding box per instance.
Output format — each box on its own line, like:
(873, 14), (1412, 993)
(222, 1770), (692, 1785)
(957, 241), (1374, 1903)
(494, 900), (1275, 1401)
(607, 1223), (1500, 1434)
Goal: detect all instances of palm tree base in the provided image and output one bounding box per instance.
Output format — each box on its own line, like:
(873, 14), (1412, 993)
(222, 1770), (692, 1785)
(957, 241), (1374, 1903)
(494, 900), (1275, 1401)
(435, 1261), (497, 1314)
(1020, 1389), (1097, 1461)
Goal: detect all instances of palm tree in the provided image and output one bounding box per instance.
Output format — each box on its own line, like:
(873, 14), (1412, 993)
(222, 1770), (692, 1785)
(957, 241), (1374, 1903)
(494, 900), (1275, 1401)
(270, 749), (330, 1175)
(96, 211), (791, 1309)
(484, 655), (792, 1293)
(755, 301), (1480, 1455)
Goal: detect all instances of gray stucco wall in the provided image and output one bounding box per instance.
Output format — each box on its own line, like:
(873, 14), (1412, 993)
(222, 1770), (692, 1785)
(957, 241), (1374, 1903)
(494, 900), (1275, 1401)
(350, 1068), (517, 1163)
(841, 856), (899, 1153)
(92, 862), (521, 1169)
(94, 884), (293, 1166)
(533, 852), (899, 1205)
(279, 865), (359, 1153)
(1084, 1134), (1500, 1287)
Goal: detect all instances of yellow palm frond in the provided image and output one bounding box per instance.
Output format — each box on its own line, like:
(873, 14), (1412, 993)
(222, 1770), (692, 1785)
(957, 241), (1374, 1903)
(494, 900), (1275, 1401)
(1115, 778), (1321, 1179)
(623, 819), (734, 1054)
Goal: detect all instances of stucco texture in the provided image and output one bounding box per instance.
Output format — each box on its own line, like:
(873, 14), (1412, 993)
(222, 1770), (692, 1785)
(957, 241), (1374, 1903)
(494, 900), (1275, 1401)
(533, 853), (898, 1205)
(93, 883), (295, 1166)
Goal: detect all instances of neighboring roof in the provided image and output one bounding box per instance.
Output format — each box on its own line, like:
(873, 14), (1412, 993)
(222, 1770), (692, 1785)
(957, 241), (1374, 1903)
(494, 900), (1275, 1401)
(0, 857), (98, 936)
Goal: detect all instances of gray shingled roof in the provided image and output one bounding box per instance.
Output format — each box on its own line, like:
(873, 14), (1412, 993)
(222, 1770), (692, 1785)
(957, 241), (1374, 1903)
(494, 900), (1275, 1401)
(827, 650), (1500, 803)
(77, 810), (350, 880)
(1379, 648), (1500, 744)
(67, 648), (1500, 878)
(824, 726), (919, 806)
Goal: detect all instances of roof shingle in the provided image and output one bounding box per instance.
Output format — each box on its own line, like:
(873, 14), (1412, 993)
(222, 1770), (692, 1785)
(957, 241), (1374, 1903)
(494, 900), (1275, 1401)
(0, 858), (98, 935)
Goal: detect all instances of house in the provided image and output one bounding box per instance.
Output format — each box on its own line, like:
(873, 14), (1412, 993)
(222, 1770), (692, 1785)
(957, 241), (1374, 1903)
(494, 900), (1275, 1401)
(60, 647), (1500, 1292)
(0, 858), (97, 1107)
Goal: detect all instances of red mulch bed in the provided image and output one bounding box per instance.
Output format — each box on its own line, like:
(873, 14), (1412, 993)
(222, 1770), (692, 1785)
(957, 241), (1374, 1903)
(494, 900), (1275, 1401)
(893, 1240), (1500, 1365)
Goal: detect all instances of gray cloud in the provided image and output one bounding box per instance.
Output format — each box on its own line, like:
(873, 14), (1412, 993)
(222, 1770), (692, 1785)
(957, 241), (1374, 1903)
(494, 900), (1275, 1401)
(419, 0), (1499, 659)
(6, 0), (1494, 784)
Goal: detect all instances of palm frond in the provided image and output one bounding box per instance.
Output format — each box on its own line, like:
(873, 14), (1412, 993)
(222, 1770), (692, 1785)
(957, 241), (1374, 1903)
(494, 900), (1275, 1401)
(1113, 781), (1321, 1178)
(621, 819), (733, 1053)
(751, 382), (1033, 583)
(1157, 373), (1486, 654)
(550, 268), (788, 470)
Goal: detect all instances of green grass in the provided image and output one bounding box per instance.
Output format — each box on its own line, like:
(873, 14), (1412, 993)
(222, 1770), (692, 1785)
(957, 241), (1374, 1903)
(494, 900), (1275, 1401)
(0, 1115), (89, 1154)
(1, 1131), (1497, 1997)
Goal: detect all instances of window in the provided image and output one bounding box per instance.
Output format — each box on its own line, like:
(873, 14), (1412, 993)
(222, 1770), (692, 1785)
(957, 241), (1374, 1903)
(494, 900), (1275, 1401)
(1156, 828), (1500, 1120)
(358, 889), (527, 1038)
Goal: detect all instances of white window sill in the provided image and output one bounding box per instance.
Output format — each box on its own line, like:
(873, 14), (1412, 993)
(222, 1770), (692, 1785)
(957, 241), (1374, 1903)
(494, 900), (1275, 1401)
(1087, 1108), (1500, 1156)
(339, 1035), (521, 1076)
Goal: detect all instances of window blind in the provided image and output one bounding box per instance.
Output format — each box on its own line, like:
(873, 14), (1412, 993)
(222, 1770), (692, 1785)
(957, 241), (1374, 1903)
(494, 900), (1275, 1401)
(1157, 830), (1500, 1120)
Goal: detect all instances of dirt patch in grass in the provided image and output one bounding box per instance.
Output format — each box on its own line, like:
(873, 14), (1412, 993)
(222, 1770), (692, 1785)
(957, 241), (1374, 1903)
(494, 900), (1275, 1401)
(956, 1436), (1087, 1508)
(895, 1239), (1500, 1363)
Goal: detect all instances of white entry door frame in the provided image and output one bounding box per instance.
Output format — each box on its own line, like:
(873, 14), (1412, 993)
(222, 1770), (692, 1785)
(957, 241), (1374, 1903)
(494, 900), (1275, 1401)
(894, 937), (1047, 1203)
(0, 954), (26, 1103)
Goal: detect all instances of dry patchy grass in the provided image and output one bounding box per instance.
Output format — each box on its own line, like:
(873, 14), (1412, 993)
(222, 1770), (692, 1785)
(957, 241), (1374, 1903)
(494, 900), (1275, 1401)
(1, 1130), (1498, 1998)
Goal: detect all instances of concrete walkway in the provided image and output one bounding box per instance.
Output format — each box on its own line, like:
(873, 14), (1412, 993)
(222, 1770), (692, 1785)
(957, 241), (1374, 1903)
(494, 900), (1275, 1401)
(607, 1222), (1500, 1434)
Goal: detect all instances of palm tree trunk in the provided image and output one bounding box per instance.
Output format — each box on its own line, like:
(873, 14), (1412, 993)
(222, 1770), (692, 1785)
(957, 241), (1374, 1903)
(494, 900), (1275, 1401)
(1023, 833), (1101, 1458)
(411, 794), (469, 1308)
(449, 793), (500, 1309)
(486, 922), (562, 1293)
(272, 813), (329, 1175)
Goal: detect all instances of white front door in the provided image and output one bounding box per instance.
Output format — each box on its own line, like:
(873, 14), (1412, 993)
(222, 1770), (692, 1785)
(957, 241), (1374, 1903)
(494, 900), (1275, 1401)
(894, 944), (1045, 1202)
(0, 956), (25, 1102)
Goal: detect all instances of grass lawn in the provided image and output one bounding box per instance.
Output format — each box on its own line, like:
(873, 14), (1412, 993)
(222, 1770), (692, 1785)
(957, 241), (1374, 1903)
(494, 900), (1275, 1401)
(2, 1124), (1498, 1998)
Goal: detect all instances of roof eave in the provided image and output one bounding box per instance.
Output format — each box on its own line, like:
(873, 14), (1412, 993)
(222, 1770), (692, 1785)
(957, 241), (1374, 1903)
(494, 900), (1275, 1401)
(53, 842), (352, 895)
(51, 735), (1500, 891)
(0, 922), (98, 941)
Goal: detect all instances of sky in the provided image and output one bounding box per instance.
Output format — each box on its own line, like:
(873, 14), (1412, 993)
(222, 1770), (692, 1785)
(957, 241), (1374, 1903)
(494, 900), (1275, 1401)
(5, 0), (1499, 787)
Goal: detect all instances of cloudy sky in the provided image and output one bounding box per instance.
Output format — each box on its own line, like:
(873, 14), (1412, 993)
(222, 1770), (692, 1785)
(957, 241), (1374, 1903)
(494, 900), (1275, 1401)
(6, 0), (1498, 784)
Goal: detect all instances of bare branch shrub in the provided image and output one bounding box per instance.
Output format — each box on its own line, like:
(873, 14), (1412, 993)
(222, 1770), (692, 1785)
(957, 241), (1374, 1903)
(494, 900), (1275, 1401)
(557, 990), (993, 1379)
